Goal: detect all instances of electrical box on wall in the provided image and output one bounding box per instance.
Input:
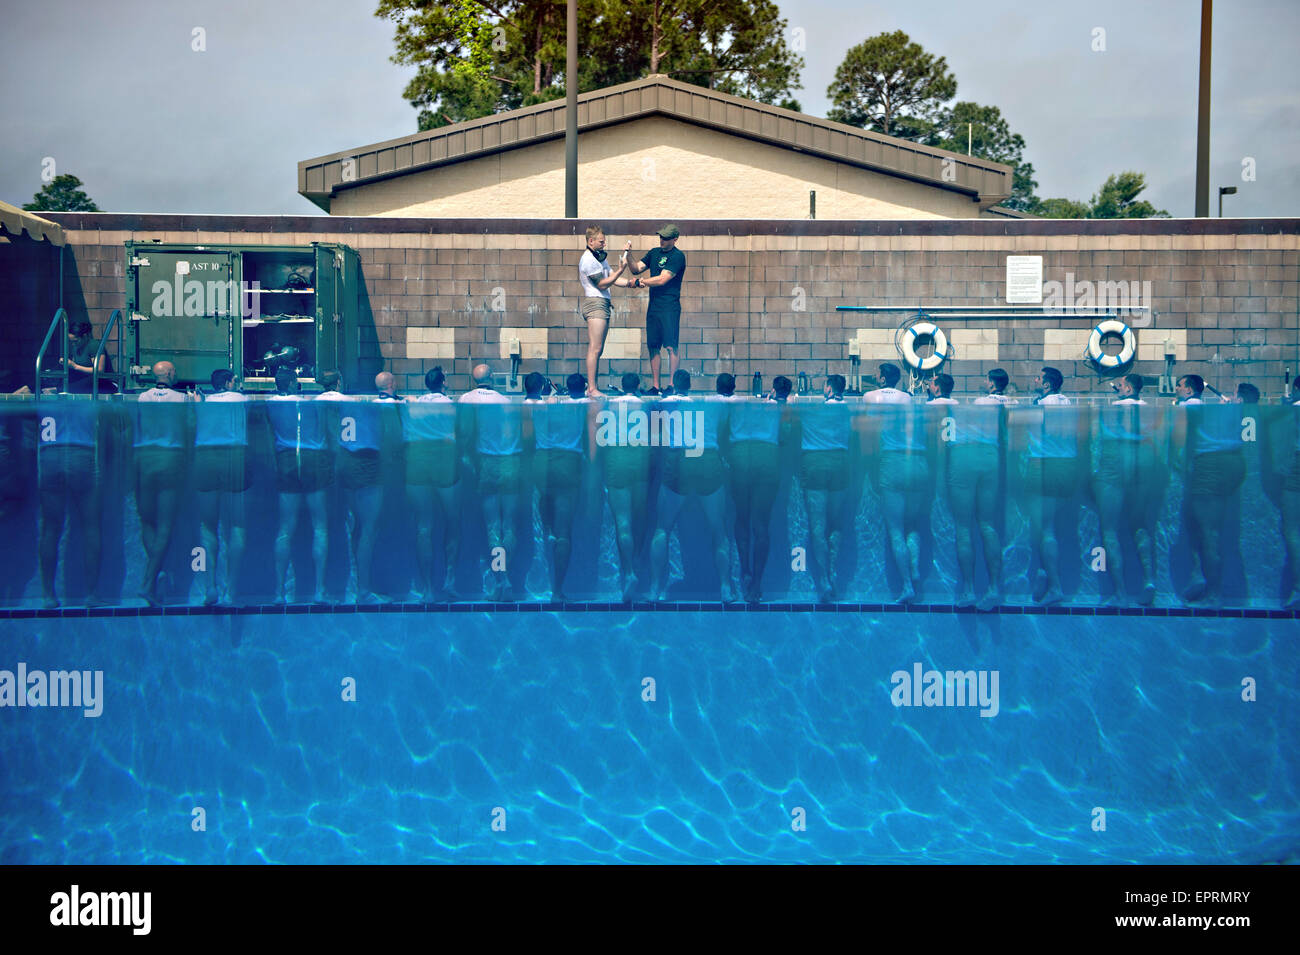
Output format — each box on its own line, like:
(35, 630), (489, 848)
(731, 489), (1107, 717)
(123, 241), (359, 392)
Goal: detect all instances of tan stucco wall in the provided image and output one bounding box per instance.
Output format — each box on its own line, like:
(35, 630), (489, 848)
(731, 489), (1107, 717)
(329, 117), (985, 220)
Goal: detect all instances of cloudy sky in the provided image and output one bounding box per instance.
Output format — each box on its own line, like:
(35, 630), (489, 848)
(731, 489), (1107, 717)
(1, 0), (1295, 217)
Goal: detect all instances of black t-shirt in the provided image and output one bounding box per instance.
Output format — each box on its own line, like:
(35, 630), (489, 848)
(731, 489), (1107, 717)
(66, 337), (115, 392)
(643, 246), (686, 305)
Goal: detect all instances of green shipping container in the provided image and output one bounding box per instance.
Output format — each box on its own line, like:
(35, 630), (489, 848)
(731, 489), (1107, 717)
(123, 241), (359, 392)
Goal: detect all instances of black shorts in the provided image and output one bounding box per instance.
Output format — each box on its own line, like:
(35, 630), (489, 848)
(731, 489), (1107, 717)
(1188, 449), (1246, 497)
(135, 447), (188, 500)
(194, 446), (252, 493)
(338, 448), (381, 489)
(646, 301), (681, 352)
(39, 445), (97, 495)
(276, 448), (334, 493)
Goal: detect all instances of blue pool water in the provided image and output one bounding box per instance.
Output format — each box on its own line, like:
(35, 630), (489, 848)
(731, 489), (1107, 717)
(2, 401), (1297, 862)
(1, 609), (1296, 864)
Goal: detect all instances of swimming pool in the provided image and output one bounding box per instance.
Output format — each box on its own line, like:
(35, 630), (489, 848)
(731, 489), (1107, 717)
(1, 398), (1296, 863)
(1, 608), (1295, 864)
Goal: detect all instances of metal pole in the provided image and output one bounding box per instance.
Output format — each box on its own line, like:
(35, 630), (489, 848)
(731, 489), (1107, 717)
(1194, 0), (1212, 217)
(565, 0), (577, 218)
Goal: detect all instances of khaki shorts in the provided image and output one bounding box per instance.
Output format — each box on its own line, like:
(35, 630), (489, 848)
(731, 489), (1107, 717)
(1020, 456), (1080, 497)
(538, 448), (582, 491)
(664, 448), (724, 496)
(800, 449), (848, 492)
(405, 440), (457, 488)
(1188, 448), (1246, 497)
(478, 453), (522, 494)
(878, 449), (929, 493)
(581, 298), (612, 322)
(603, 445), (649, 490)
(728, 440), (780, 486)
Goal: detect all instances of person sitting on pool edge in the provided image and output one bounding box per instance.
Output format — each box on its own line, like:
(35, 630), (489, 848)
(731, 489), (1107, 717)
(1017, 366), (1088, 606)
(864, 362), (930, 603)
(723, 372), (792, 603)
(401, 366), (460, 601)
(797, 373), (857, 602)
(649, 369), (734, 602)
(459, 363), (524, 601)
(943, 368), (1016, 609)
(194, 368), (251, 606)
(1174, 374), (1250, 605)
(528, 371), (595, 601)
(1092, 372), (1165, 606)
(266, 367), (332, 604)
(132, 360), (192, 606)
(598, 372), (652, 600)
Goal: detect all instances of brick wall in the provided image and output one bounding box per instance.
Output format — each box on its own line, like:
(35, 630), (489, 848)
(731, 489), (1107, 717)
(0, 234), (61, 390)
(15, 214), (1300, 398)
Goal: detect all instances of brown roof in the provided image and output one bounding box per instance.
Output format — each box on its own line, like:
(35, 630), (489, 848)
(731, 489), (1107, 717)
(0, 199), (65, 245)
(298, 74), (1013, 213)
(983, 205), (1038, 219)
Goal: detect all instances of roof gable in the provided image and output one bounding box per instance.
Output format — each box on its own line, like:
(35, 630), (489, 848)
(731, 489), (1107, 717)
(298, 75), (1012, 213)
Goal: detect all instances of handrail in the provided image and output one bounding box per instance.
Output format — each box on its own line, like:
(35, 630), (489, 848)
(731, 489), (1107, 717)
(34, 306), (68, 393)
(91, 309), (122, 399)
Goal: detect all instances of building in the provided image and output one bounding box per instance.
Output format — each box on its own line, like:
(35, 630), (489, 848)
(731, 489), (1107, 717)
(298, 75), (1015, 220)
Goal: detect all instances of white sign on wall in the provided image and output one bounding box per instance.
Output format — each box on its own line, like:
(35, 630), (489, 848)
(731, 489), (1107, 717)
(1005, 255), (1043, 304)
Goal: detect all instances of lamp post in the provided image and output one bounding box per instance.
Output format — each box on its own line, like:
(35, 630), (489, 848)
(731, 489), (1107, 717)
(1218, 186), (1237, 217)
(565, 0), (577, 218)
(1194, 0), (1213, 216)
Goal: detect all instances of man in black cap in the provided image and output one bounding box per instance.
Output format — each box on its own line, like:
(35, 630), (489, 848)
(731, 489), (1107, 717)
(626, 223), (686, 395)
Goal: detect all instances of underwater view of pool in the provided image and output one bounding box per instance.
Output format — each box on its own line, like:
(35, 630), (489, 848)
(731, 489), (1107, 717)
(1, 401), (1296, 863)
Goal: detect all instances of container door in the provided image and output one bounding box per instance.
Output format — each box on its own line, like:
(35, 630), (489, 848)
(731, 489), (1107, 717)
(313, 244), (340, 381)
(126, 248), (235, 387)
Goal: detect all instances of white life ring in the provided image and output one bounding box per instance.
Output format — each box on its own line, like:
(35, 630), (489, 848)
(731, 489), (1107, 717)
(1086, 320), (1136, 369)
(900, 322), (949, 372)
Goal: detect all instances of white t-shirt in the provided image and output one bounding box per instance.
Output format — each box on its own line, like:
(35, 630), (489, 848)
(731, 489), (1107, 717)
(135, 386), (188, 449)
(927, 397), (958, 405)
(196, 389), (247, 447)
(863, 387), (912, 404)
(458, 387), (520, 455)
(578, 249), (612, 300)
(315, 390), (348, 401)
(402, 392), (454, 442)
(1025, 393), (1076, 458)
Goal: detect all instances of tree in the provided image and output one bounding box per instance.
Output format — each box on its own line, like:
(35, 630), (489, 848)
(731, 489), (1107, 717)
(1087, 171), (1169, 218)
(23, 174), (99, 213)
(376, 0), (804, 130)
(1031, 171), (1168, 219)
(662, 0), (803, 110)
(921, 101), (1038, 212)
(1031, 197), (1090, 219)
(825, 31), (956, 137)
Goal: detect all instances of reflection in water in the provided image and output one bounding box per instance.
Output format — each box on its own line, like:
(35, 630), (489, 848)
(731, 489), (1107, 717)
(2, 396), (1297, 610)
